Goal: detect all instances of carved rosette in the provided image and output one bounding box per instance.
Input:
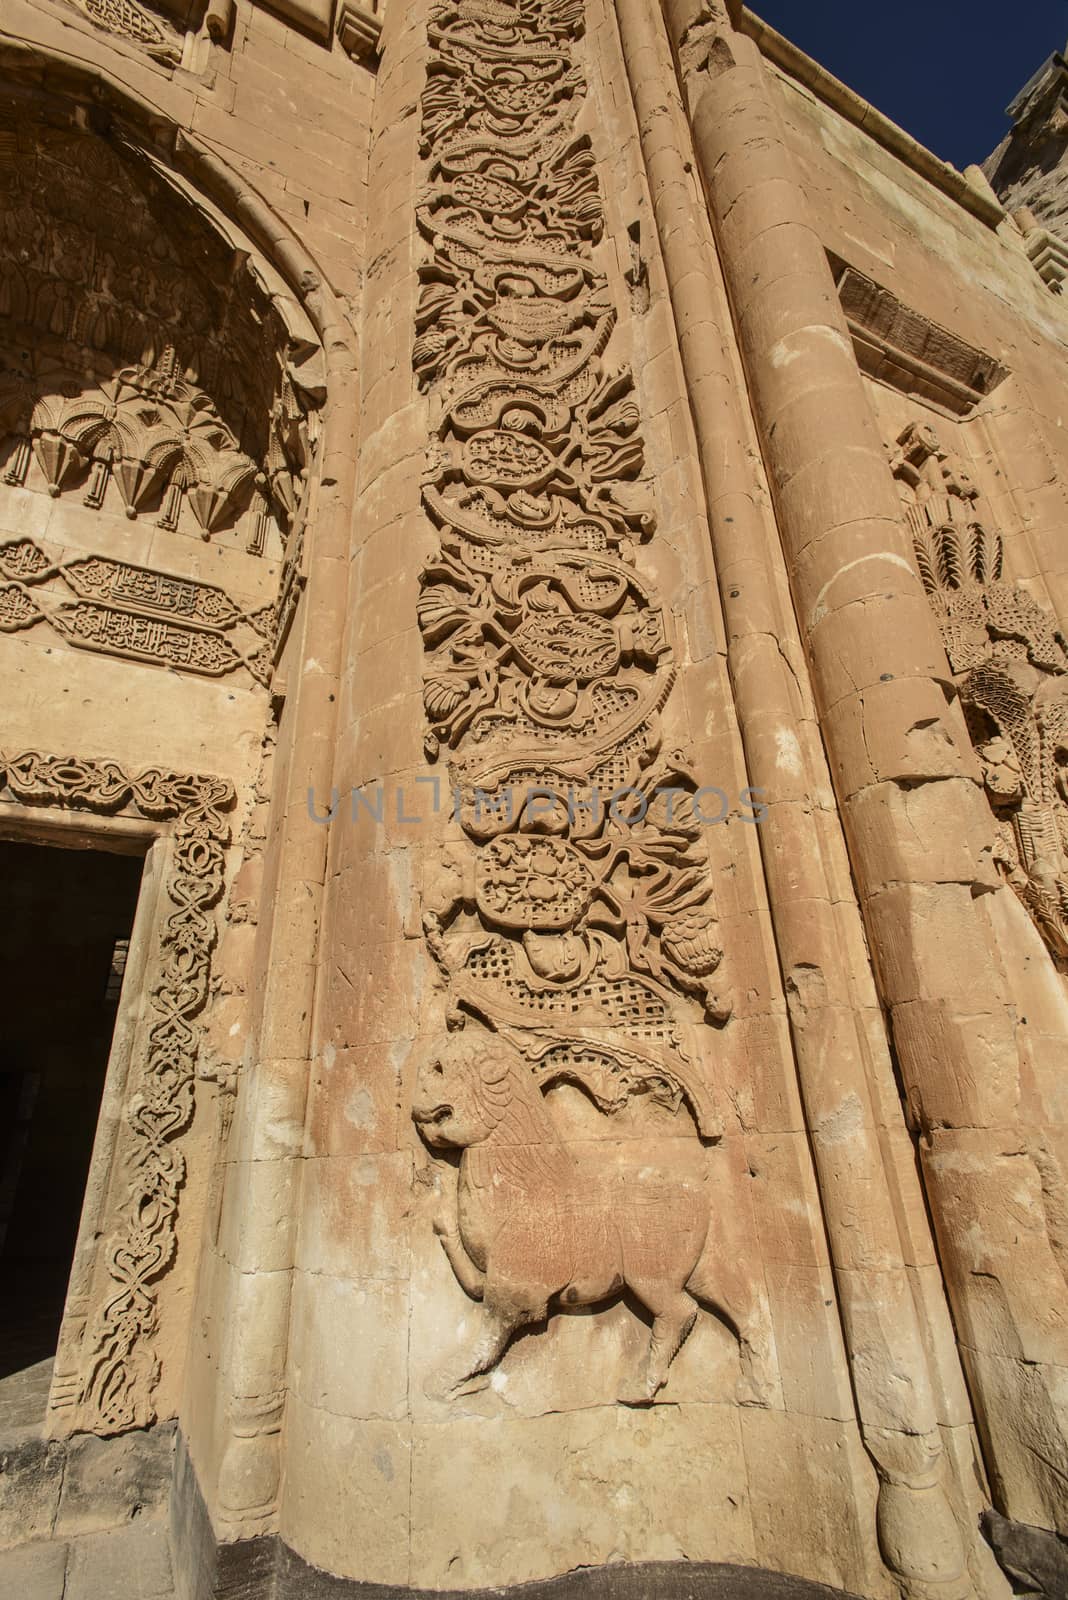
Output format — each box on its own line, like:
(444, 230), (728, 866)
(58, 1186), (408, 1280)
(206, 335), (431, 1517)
(415, 1), (727, 1130)
(0, 752), (234, 1433)
(894, 422), (1068, 962)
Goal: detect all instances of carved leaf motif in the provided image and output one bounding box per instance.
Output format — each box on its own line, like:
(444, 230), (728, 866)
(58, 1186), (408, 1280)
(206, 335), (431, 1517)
(895, 420), (1068, 963)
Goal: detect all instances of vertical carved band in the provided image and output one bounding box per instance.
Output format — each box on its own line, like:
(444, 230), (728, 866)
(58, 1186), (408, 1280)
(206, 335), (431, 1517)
(893, 423), (1068, 964)
(0, 752), (233, 1433)
(416, 1), (727, 1124)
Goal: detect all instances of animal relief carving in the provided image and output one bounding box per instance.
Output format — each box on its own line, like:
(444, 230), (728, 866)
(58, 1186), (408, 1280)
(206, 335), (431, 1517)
(412, 1034), (768, 1404)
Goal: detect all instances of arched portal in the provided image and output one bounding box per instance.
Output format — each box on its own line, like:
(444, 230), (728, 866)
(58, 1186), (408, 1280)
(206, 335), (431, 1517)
(0, 75), (331, 1443)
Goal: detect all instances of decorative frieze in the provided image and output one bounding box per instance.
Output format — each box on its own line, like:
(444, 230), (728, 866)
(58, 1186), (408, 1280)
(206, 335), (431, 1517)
(830, 254), (1010, 415)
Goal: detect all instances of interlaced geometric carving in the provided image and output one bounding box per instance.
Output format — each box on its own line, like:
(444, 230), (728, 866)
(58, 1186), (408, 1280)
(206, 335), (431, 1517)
(57, 0), (185, 65)
(894, 421), (1068, 961)
(0, 752), (234, 1433)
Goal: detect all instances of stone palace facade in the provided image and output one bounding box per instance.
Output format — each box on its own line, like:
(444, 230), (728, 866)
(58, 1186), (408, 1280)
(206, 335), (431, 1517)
(1, 3), (1068, 1597)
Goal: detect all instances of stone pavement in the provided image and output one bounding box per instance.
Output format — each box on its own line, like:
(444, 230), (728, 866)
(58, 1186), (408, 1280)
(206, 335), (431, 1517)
(0, 1516), (175, 1600)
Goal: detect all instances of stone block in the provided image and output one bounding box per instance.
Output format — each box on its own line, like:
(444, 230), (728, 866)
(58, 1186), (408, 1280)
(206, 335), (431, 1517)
(0, 1538), (68, 1599)
(0, 1436), (64, 1549)
(63, 1519), (174, 1600)
(409, 1405), (757, 1588)
(55, 1425), (174, 1539)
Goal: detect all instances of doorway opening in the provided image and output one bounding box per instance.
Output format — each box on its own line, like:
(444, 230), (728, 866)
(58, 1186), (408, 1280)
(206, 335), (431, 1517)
(0, 837), (145, 1382)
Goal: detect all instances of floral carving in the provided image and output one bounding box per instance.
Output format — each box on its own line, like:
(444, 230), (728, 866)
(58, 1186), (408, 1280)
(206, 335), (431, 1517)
(0, 752), (233, 1433)
(894, 421), (1068, 961)
(412, 0), (746, 1400)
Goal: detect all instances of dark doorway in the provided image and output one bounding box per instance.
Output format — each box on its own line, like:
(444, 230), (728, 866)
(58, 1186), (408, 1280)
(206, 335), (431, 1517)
(0, 838), (145, 1381)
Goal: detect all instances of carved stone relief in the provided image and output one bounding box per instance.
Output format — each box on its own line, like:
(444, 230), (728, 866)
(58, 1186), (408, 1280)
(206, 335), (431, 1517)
(45, 0), (233, 67)
(0, 116), (322, 674)
(0, 122), (270, 431)
(0, 752), (234, 1435)
(830, 254), (1010, 416)
(411, 0), (765, 1404)
(55, 0), (186, 64)
(893, 420), (1068, 963)
(0, 342), (299, 560)
(412, 1034), (765, 1405)
(0, 537), (275, 683)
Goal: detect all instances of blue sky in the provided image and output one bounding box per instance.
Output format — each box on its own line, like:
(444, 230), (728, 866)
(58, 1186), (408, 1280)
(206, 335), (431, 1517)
(751, 2), (1067, 168)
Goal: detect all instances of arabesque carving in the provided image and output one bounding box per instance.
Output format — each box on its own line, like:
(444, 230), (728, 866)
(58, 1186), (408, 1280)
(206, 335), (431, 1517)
(0, 751), (234, 1433)
(894, 421), (1068, 961)
(412, 0), (759, 1401)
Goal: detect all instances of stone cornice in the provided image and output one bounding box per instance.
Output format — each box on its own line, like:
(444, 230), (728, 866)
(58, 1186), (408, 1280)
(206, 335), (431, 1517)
(738, 6), (1006, 231)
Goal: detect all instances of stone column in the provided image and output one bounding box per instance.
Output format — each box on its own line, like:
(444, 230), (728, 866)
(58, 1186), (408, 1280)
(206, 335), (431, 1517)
(202, 259), (359, 1537)
(613, 2), (979, 1595)
(275, 0), (430, 1577)
(662, 0), (1068, 1544)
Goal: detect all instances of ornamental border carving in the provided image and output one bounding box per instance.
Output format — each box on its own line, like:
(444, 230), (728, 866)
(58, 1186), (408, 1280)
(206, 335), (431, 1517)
(0, 750), (234, 1435)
